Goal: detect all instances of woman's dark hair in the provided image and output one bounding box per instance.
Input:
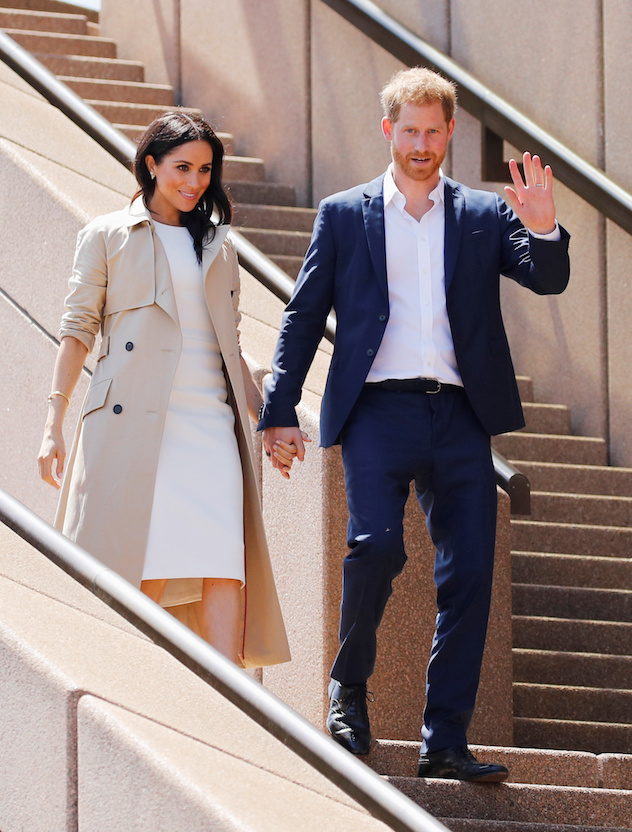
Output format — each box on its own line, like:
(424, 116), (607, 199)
(134, 111), (232, 263)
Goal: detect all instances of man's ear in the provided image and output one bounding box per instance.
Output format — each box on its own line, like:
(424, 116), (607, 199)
(381, 116), (394, 141)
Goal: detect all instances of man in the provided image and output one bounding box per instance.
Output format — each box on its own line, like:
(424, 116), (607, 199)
(259, 67), (569, 782)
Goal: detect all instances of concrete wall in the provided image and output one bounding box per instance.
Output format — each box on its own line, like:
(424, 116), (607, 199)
(99, 0), (632, 464)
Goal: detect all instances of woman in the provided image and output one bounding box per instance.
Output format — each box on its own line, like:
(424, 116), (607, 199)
(38, 112), (292, 668)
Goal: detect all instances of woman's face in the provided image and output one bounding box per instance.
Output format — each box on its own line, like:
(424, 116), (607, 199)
(146, 139), (214, 225)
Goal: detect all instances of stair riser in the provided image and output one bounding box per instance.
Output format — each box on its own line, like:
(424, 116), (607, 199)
(514, 462), (632, 497)
(35, 53), (144, 81)
(514, 718), (632, 756)
(225, 181), (296, 207)
(116, 125), (236, 155)
(513, 584), (632, 623)
(514, 650), (632, 688)
(0, 10), (87, 33)
(512, 521), (632, 557)
(0, 0), (98, 21)
(494, 434), (607, 465)
(521, 404), (571, 435)
(233, 204), (316, 233)
(238, 228), (311, 257)
(392, 777), (631, 827)
(269, 254), (302, 278)
(513, 617), (632, 657)
(6, 29), (116, 57)
(529, 493), (632, 527)
(59, 77), (173, 105)
(88, 101), (201, 126)
(442, 819), (630, 832)
(516, 376), (534, 402)
(223, 157), (265, 183)
(512, 553), (632, 590)
(514, 684), (632, 724)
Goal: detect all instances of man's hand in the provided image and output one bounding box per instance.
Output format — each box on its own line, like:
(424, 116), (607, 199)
(504, 152), (556, 235)
(262, 427), (311, 480)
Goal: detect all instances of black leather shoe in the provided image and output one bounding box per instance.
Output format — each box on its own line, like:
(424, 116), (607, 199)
(417, 746), (509, 783)
(326, 680), (371, 755)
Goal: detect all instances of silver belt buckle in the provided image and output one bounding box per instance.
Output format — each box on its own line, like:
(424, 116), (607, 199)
(427, 379), (441, 394)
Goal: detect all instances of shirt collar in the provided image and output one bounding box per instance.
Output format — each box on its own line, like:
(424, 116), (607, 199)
(383, 163), (445, 212)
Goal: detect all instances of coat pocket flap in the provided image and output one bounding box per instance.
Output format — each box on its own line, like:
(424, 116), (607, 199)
(83, 377), (112, 418)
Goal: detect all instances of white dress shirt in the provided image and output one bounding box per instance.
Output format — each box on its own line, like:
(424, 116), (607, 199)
(365, 165), (561, 385)
(366, 165), (463, 385)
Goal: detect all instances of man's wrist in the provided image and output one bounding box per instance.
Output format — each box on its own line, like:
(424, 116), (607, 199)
(529, 220), (560, 241)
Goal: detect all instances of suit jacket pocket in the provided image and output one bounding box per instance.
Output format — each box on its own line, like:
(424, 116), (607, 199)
(83, 377), (112, 418)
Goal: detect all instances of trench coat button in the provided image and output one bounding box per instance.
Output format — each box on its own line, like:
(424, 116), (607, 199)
(125, 342), (134, 351)
(366, 348), (375, 357)
(113, 404), (123, 414)
(378, 314), (386, 322)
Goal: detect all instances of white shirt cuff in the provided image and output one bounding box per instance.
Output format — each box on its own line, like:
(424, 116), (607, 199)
(529, 220), (561, 241)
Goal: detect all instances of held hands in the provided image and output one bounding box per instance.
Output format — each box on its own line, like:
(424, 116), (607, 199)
(504, 152), (557, 235)
(263, 427), (312, 480)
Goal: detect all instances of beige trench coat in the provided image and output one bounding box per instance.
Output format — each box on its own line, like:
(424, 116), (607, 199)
(55, 198), (290, 668)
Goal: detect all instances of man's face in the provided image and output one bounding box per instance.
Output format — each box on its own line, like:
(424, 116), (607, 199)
(382, 101), (455, 184)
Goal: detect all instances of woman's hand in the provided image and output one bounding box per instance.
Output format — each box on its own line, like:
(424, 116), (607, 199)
(263, 428), (311, 479)
(38, 424), (66, 489)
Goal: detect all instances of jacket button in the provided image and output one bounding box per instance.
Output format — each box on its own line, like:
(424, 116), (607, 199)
(113, 404), (123, 414)
(378, 314), (386, 322)
(366, 348), (375, 357)
(125, 342), (134, 351)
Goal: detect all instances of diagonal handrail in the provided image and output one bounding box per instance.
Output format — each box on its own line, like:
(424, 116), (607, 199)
(321, 0), (632, 236)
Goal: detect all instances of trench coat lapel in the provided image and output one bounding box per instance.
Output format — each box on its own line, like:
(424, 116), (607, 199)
(202, 225), (231, 334)
(153, 233), (180, 325)
(444, 177), (465, 293)
(362, 175), (388, 304)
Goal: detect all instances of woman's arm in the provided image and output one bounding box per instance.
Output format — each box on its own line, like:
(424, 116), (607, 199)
(38, 335), (88, 489)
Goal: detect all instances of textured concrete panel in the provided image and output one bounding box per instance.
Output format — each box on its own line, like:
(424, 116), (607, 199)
(181, 0), (311, 204)
(77, 696), (395, 832)
(0, 574), (367, 831)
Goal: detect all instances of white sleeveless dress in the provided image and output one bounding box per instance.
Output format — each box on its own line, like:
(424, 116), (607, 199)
(142, 221), (245, 586)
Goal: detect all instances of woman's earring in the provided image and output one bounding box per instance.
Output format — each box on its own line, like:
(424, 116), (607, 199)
(150, 171), (156, 180)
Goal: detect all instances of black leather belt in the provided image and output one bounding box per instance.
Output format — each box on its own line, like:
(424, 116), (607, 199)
(364, 378), (464, 394)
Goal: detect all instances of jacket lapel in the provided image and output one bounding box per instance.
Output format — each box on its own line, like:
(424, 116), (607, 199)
(362, 175), (388, 302)
(153, 233), (180, 325)
(444, 177), (465, 292)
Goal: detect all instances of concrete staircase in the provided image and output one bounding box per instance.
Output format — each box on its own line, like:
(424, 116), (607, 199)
(1, 1), (631, 830)
(0, 0), (315, 278)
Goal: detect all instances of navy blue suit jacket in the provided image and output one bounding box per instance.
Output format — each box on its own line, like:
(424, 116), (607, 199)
(260, 174), (570, 445)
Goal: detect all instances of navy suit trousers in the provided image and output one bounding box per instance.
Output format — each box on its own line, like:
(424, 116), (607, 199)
(331, 385), (497, 752)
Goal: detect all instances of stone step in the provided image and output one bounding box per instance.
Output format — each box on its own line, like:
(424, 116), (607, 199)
(223, 156), (266, 183)
(512, 462), (632, 498)
(493, 433), (607, 465)
(238, 227), (312, 257)
(513, 584), (632, 623)
(225, 180), (297, 207)
(529, 492), (632, 527)
(521, 402), (571, 435)
(443, 819), (629, 832)
(392, 777), (631, 828)
(513, 616), (632, 656)
(517, 375), (534, 402)
(0, 7), (87, 33)
(116, 124), (235, 155)
(86, 99), (200, 126)
(366, 740), (632, 789)
(514, 682), (632, 724)
(58, 75), (174, 105)
(4, 27), (116, 57)
(514, 649), (632, 689)
(35, 52), (144, 81)
(511, 519), (632, 557)
(513, 552), (632, 590)
(269, 254), (302, 278)
(514, 717), (632, 755)
(0, 0), (98, 20)
(232, 203), (316, 232)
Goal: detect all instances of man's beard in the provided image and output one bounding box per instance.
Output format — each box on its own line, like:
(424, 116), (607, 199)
(392, 145), (445, 181)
